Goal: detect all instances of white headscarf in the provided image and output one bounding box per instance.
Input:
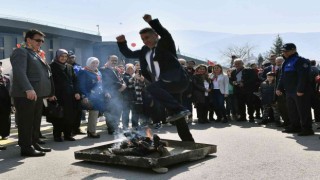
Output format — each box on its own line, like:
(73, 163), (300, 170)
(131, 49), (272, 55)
(86, 57), (99, 70)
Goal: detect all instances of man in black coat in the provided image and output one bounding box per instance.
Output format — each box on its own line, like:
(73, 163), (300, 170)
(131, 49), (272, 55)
(229, 59), (258, 122)
(116, 14), (194, 142)
(274, 56), (289, 127)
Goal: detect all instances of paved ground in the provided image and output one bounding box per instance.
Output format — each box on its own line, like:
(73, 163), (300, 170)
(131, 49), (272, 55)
(0, 113), (320, 180)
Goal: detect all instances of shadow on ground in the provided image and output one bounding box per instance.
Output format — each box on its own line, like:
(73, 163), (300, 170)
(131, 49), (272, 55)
(72, 155), (217, 179)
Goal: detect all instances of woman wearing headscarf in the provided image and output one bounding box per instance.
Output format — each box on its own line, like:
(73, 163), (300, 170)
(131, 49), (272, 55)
(48, 49), (80, 142)
(77, 57), (105, 138)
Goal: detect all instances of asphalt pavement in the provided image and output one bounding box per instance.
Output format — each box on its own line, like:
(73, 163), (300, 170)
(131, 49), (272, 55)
(0, 113), (320, 180)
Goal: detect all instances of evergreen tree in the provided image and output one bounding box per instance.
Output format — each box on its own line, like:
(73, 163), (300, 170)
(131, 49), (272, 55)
(270, 34), (284, 56)
(257, 53), (264, 67)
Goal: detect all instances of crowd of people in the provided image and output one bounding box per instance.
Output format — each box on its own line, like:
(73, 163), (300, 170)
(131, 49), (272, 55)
(0, 14), (319, 156)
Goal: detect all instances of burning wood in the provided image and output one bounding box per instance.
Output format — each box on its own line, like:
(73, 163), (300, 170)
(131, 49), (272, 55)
(109, 129), (170, 157)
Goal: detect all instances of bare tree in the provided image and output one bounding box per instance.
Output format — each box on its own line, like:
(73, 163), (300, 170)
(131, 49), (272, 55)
(220, 43), (256, 67)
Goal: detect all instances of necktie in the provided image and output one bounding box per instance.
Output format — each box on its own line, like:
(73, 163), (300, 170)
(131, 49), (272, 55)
(149, 48), (156, 82)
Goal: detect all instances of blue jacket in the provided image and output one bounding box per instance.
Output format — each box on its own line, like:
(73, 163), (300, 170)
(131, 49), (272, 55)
(72, 63), (82, 75)
(77, 69), (106, 111)
(277, 53), (311, 94)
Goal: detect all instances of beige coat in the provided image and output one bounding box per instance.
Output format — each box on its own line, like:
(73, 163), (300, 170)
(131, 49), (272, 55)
(209, 73), (229, 95)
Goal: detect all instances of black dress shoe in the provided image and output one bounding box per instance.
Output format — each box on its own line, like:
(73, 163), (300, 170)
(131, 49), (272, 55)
(275, 121), (282, 127)
(215, 118), (222, 122)
(297, 130), (314, 136)
(37, 140), (46, 144)
(21, 148), (46, 157)
(0, 145), (6, 150)
(33, 143), (51, 152)
(282, 128), (301, 133)
(54, 137), (64, 142)
(258, 119), (269, 125)
(249, 117), (255, 123)
(39, 134), (46, 139)
(236, 118), (247, 122)
(64, 137), (76, 141)
(222, 118), (228, 123)
(166, 110), (191, 122)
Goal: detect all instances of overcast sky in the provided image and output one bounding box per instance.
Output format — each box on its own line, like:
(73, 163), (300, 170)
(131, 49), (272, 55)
(1, 0), (320, 38)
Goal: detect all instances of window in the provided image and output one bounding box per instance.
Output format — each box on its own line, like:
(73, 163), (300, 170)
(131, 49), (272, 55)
(0, 37), (4, 59)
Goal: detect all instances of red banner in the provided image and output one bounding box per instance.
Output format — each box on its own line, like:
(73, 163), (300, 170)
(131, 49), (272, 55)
(207, 60), (215, 66)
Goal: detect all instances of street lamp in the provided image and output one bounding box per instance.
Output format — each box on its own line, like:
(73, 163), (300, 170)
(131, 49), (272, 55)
(96, 25), (100, 35)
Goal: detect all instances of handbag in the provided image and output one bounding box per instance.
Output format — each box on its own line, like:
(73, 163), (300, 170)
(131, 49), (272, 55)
(46, 101), (64, 119)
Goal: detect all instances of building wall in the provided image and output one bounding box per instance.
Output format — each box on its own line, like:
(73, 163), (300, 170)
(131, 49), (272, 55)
(0, 33), (96, 66)
(0, 17), (101, 66)
(93, 42), (138, 66)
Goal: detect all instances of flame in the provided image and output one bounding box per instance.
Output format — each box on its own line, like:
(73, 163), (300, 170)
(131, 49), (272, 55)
(145, 127), (153, 139)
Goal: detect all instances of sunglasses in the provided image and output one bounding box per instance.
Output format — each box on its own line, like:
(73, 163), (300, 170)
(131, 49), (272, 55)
(33, 39), (45, 43)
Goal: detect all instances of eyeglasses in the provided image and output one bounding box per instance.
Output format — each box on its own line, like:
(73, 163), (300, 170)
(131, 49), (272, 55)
(32, 39), (45, 43)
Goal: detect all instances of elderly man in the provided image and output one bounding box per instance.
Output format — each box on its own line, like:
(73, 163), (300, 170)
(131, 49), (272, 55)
(116, 14), (194, 142)
(229, 58), (258, 122)
(100, 55), (126, 135)
(276, 43), (314, 136)
(274, 57), (289, 127)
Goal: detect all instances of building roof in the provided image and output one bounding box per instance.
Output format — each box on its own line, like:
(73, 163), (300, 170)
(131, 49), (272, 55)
(0, 17), (102, 42)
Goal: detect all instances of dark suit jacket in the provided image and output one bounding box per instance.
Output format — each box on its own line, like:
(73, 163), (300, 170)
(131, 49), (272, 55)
(10, 48), (54, 98)
(229, 68), (258, 94)
(117, 19), (184, 83)
(100, 67), (123, 96)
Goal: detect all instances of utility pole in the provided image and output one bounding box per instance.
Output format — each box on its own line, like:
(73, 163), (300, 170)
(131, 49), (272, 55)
(96, 25), (100, 36)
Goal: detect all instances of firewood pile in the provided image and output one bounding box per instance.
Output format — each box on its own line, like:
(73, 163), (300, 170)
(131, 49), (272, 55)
(109, 131), (170, 157)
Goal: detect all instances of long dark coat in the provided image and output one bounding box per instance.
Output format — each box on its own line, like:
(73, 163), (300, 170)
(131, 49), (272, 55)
(0, 75), (11, 138)
(48, 61), (79, 125)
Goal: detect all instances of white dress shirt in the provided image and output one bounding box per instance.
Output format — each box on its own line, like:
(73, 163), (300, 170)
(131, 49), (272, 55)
(145, 49), (160, 81)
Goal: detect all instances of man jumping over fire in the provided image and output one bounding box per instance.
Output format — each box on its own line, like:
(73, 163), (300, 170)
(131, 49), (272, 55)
(116, 14), (194, 142)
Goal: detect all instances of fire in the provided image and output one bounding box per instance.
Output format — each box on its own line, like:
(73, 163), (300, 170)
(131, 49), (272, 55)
(145, 127), (153, 139)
